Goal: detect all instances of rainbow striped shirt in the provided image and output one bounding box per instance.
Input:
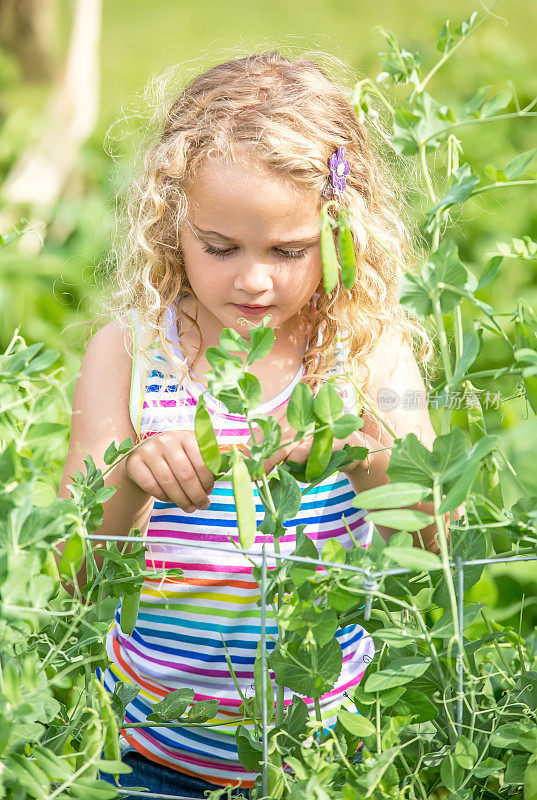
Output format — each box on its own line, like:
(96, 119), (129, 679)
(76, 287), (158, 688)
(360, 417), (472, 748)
(98, 304), (374, 788)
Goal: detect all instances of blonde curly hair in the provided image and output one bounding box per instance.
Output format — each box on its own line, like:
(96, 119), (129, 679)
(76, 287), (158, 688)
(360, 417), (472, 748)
(103, 48), (434, 420)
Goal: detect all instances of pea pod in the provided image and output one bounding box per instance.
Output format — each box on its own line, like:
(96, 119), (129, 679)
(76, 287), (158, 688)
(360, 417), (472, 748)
(76, 708), (103, 779)
(338, 211), (356, 290)
(305, 426), (333, 482)
(195, 394), (221, 475)
(320, 210), (339, 294)
(120, 590), (141, 636)
(254, 641), (273, 724)
(58, 532), (85, 579)
(231, 446), (257, 550)
(93, 676), (122, 781)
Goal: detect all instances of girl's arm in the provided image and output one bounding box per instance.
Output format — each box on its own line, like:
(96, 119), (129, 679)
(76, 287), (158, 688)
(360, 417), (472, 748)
(57, 319), (155, 591)
(344, 324), (464, 553)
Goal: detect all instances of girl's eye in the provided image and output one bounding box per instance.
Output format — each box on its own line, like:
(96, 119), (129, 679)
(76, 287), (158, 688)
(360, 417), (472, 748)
(201, 243), (308, 261)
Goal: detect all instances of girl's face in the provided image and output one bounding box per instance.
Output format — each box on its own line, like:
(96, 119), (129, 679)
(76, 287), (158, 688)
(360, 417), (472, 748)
(178, 154), (323, 350)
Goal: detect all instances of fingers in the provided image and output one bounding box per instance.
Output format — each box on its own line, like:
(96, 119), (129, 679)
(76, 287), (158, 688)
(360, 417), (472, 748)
(153, 453), (212, 511)
(126, 432), (215, 513)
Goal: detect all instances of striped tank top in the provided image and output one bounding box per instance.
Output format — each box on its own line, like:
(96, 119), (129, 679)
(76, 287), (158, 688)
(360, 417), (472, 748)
(98, 303), (375, 788)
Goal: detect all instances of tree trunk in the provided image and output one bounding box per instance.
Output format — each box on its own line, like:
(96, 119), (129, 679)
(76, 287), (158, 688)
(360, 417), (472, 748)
(1, 0), (102, 233)
(0, 0), (57, 81)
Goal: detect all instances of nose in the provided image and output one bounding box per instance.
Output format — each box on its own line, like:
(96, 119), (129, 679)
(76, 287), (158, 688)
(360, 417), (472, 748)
(233, 260), (274, 296)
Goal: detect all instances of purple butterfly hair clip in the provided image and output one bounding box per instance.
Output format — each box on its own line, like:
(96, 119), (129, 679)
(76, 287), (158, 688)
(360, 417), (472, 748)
(322, 146), (350, 198)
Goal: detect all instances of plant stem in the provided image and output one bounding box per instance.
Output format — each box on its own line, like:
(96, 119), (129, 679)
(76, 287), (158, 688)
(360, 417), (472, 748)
(310, 646), (324, 741)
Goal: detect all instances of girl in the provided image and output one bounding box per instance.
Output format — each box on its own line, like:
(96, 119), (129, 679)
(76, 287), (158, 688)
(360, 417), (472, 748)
(57, 50), (449, 799)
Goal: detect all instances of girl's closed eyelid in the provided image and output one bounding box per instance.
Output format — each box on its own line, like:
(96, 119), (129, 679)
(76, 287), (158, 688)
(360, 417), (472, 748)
(201, 243), (308, 260)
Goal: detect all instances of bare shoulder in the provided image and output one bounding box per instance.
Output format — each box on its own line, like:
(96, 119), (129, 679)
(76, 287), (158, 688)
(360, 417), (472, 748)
(57, 316), (137, 498)
(361, 322), (437, 449)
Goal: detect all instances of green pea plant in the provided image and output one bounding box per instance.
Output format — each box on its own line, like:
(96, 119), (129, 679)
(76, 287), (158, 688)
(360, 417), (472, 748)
(1, 7), (537, 800)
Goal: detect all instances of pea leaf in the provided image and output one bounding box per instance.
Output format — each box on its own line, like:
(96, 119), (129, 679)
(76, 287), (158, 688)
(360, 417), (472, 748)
(352, 482), (431, 509)
(235, 725), (263, 771)
(440, 753), (465, 791)
(246, 326), (275, 366)
(383, 546), (442, 571)
(332, 413), (363, 439)
(365, 509), (435, 532)
(220, 328), (249, 352)
(287, 381), (315, 432)
(146, 687), (195, 722)
(454, 735), (479, 770)
(364, 657), (432, 692)
(313, 381), (344, 424)
(269, 638), (343, 699)
(503, 148), (537, 180)
(187, 698), (219, 722)
(431, 604), (485, 637)
(338, 708), (375, 737)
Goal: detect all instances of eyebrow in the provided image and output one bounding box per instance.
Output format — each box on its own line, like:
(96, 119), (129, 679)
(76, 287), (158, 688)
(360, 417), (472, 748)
(191, 224), (320, 248)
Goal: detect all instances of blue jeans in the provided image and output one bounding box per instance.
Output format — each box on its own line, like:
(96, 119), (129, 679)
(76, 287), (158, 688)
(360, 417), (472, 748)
(99, 747), (250, 799)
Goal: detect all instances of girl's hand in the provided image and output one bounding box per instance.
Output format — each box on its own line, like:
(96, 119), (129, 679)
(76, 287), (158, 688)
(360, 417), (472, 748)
(244, 408), (384, 477)
(125, 430), (215, 512)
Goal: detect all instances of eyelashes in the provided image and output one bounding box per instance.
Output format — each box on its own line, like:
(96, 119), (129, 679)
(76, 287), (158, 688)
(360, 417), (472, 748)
(201, 243), (308, 261)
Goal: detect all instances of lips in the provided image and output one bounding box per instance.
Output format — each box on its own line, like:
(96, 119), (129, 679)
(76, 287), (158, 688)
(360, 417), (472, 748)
(234, 304), (272, 315)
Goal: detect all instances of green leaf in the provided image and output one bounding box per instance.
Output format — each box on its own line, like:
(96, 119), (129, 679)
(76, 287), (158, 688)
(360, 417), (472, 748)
(503, 148), (537, 180)
(438, 460), (480, 513)
(451, 330), (481, 384)
(321, 539), (346, 564)
(271, 467), (302, 523)
(480, 89), (512, 118)
(504, 752), (530, 786)
(383, 546), (442, 571)
(287, 381), (315, 431)
(430, 603), (484, 637)
(187, 698), (219, 722)
(477, 255), (503, 290)
(371, 627), (424, 648)
(332, 413), (363, 439)
(396, 688), (438, 722)
(440, 753), (465, 791)
(364, 657), (431, 692)
(490, 723), (537, 752)
(473, 757), (505, 779)
(398, 271), (432, 319)
(338, 708), (375, 737)
(269, 638), (342, 699)
(462, 85), (493, 118)
(365, 509), (434, 532)
(454, 735), (479, 770)
(422, 239), (475, 314)
(220, 328), (249, 352)
(235, 725), (263, 770)
(352, 482), (431, 509)
(428, 164), (479, 216)
(433, 528), (486, 607)
(246, 326), (275, 366)
(313, 381), (344, 424)
(238, 372), (262, 411)
(147, 687), (194, 721)
(386, 434), (435, 487)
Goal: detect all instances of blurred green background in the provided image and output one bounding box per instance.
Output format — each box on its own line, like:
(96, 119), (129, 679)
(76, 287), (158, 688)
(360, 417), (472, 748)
(0, 0), (536, 631)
